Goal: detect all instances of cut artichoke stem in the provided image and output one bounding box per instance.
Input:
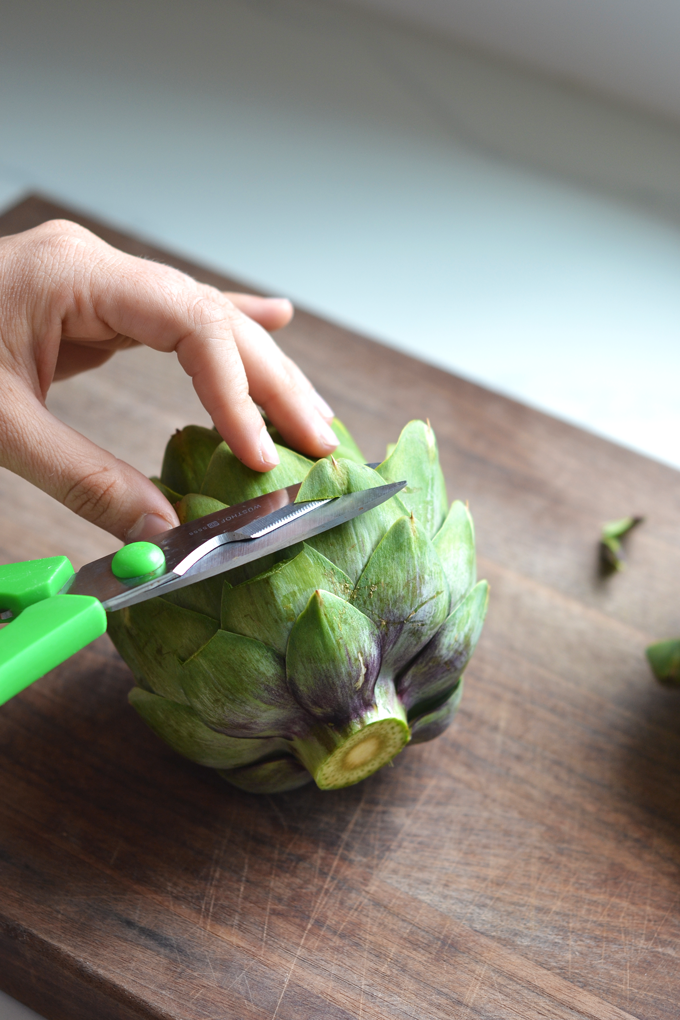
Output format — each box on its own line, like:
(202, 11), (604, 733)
(291, 680), (410, 790)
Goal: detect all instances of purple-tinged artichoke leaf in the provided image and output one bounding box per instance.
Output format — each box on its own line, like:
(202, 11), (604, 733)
(352, 514), (449, 678)
(200, 441), (313, 505)
(221, 545), (352, 654)
(646, 638), (680, 686)
(396, 580), (488, 709)
(160, 425), (222, 496)
(128, 688), (289, 768)
(286, 590), (381, 724)
(179, 630), (305, 738)
(108, 599), (218, 705)
(376, 420), (447, 537)
(408, 680), (464, 744)
(218, 755), (313, 794)
(433, 500), (476, 611)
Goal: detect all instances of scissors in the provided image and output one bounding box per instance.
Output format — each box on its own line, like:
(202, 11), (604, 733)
(0, 478), (405, 706)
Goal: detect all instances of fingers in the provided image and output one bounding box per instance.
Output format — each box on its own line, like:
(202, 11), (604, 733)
(0, 389), (179, 542)
(174, 324), (282, 469)
(3, 220), (336, 475)
(82, 250), (338, 467)
(217, 310), (339, 455)
(226, 293), (293, 332)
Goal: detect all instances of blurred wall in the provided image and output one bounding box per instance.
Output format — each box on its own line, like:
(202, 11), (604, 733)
(349, 0), (680, 122)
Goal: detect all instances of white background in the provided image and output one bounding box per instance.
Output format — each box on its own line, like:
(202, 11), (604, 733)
(1, 2), (680, 1015)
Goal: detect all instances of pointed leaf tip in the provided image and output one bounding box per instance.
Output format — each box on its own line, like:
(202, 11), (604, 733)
(376, 420), (447, 537)
(286, 590), (381, 723)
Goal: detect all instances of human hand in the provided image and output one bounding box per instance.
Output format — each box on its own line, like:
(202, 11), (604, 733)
(0, 219), (338, 542)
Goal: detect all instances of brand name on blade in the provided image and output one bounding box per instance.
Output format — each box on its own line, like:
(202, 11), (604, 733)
(188, 503), (262, 536)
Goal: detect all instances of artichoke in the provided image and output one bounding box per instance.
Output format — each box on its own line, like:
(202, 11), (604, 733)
(108, 419), (488, 793)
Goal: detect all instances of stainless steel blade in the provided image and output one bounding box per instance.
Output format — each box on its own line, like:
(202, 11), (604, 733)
(67, 480), (406, 611)
(65, 482), (302, 606)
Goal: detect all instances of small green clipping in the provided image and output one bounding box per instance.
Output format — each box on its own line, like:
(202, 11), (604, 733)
(112, 541), (166, 580)
(646, 639), (680, 686)
(600, 515), (644, 572)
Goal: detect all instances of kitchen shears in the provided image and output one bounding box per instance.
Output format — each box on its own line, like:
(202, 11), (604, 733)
(0, 478), (405, 706)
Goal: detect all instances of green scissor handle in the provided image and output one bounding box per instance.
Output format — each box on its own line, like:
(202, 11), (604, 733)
(0, 556), (107, 706)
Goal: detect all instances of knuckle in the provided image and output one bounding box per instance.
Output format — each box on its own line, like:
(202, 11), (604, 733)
(176, 279), (236, 328)
(190, 291), (232, 328)
(63, 466), (121, 527)
(36, 218), (91, 237)
(32, 218), (94, 251)
(20, 221), (100, 280)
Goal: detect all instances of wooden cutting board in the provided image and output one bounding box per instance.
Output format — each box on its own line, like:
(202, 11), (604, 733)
(1, 196), (679, 1020)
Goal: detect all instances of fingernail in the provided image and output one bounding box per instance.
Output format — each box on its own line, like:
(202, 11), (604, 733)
(260, 425), (280, 468)
(125, 513), (175, 543)
(318, 418), (339, 450)
(310, 389), (335, 420)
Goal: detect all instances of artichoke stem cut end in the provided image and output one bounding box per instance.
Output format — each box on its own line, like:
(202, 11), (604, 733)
(306, 717), (410, 790)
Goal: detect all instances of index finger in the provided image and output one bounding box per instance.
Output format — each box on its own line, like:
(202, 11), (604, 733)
(65, 243), (338, 469)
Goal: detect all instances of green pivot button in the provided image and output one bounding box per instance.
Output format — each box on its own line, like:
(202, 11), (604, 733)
(112, 541), (166, 580)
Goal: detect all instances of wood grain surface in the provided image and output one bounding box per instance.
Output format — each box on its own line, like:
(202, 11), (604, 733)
(1, 196), (679, 1020)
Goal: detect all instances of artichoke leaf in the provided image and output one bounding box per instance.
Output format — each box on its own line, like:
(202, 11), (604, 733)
(408, 680), (464, 745)
(218, 755), (312, 794)
(129, 688), (289, 768)
(352, 515), (449, 678)
(201, 441), (313, 505)
(396, 580), (488, 709)
(107, 610), (150, 690)
(175, 492), (229, 524)
(297, 458), (408, 582)
(286, 590), (382, 724)
(222, 553), (279, 588)
(161, 574), (225, 622)
(646, 639), (680, 685)
(433, 500), (476, 610)
(221, 544), (353, 654)
(305, 499), (407, 584)
(150, 477), (183, 504)
(295, 458), (385, 502)
(108, 599), (218, 704)
(376, 420), (448, 537)
(160, 425), (223, 496)
(179, 630), (305, 738)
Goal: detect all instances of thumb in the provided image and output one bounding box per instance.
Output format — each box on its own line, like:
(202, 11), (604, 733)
(1, 391), (179, 542)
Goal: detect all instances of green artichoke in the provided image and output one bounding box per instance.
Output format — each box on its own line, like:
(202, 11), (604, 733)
(108, 419), (488, 793)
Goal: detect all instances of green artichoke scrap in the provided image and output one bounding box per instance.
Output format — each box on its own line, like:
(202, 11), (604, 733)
(108, 419), (489, 793)
(646, 639), (680, 686)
